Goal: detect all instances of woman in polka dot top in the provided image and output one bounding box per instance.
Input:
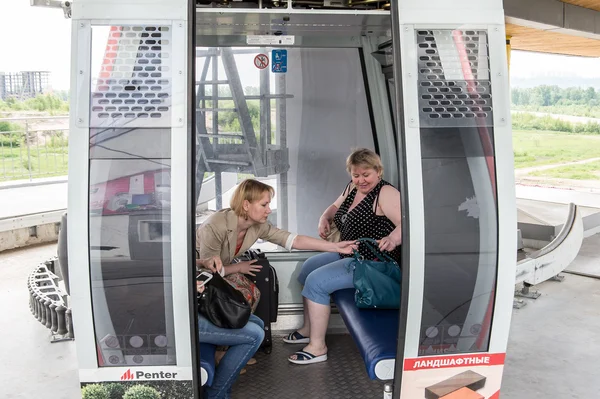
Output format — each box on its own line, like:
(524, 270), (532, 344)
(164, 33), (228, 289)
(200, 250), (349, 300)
(287, 148), (402, 365)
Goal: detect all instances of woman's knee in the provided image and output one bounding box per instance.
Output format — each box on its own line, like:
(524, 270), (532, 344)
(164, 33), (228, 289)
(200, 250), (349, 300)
(249, 313), (264, 330)
(302, 259), (354, 305)
(245, 321), (265, 349)
(302, 272), (330, 305)
(297, 252), (339, 285)
(303, 270), (321, 292)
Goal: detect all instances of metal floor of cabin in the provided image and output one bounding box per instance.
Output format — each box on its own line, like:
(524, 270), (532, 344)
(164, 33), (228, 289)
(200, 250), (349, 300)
(2, 240), (600, 399)
(231, 334), (383, 399)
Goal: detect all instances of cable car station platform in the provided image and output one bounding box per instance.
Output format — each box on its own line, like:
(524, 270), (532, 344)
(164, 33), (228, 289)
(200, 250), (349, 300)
(2, 235), (599, 399)
(1, 180), (599, 398)
(6, 0), (600, 397)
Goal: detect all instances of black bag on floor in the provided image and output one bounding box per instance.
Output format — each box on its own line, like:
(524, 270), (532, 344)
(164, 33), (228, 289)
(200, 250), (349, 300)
(235, 249), (279, 353)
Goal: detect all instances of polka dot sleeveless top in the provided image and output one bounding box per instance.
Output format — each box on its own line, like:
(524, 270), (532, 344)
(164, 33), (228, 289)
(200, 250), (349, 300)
(333, 179), (401, 263)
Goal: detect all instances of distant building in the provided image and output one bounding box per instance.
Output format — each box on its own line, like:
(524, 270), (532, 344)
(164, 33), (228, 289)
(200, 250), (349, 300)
(0, 71), (50, 101)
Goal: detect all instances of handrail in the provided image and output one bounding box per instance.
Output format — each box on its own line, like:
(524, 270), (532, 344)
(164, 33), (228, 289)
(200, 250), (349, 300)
(516, 203), (584, 287)
(525, 203), (577, 260)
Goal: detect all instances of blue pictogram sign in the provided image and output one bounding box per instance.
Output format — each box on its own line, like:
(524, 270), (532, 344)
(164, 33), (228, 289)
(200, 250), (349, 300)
(272, 49), (288, 73)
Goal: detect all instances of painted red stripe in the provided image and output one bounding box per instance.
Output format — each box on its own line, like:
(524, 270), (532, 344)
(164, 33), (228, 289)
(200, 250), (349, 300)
(96, 343), (104, 367)
(451, 29), (497, 351)
(489, 390), (501, 399)
(451, 30), (497, 198)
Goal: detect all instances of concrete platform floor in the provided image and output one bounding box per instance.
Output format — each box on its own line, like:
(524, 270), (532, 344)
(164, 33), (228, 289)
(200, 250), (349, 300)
(1, 243), (79, 399)
(567, 232), (600, 278)
(0, 181), (67, 219)
(1, 242), (599, 399)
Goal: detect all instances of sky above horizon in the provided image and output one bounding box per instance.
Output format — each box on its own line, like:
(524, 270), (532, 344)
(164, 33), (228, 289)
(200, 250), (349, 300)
(4, 2), (600, 91)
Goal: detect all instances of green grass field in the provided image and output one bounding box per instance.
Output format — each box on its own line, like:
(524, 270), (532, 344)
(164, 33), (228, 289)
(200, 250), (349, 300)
(513, 130), (600, 169)
(1, 129), (599, 182)
(0, 144), (68, 181)
(529, 160), (600, 180)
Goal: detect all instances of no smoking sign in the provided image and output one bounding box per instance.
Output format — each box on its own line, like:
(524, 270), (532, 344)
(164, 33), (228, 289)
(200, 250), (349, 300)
(254, 54), (269, 69)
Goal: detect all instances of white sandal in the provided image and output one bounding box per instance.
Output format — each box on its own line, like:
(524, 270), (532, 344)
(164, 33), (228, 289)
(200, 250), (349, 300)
(283, 331), (310, 344)
(288, 350), (328, 365)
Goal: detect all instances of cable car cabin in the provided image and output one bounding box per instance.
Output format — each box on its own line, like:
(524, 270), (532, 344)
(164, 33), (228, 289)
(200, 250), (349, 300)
(63, 0), (516, 398)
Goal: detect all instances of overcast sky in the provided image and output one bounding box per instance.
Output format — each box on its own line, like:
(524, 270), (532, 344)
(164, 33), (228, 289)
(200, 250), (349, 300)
(3, 2), (600, 90)
(0, 2), (71, 90)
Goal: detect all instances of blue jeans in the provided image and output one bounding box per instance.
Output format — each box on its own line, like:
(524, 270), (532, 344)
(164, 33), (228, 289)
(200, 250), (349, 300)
(198, 313), (265, 399)
(298, 252), (354, 305)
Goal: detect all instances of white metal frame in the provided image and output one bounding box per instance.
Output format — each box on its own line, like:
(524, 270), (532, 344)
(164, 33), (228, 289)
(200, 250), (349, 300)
(395, 0), (516, 370)
(487, 21), (517, 355)
(68, 0), (194, 384)
(68, 19), (95, 374)
(396, 20), (426, 360)
(67, 0), (517, 394)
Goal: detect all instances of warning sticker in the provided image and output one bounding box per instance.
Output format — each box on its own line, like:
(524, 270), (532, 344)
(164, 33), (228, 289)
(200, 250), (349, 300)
(254, 54), (269, 70)
(247, 35), (295, 45)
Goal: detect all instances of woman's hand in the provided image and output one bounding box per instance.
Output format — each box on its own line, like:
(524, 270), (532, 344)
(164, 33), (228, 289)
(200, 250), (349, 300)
(378, 235), (401, 252)
(318, 217), (331, 239)
(196, 281), (206, 294)
(236, 260), (263, 276)
(197, 256), (223, 274)
(334, 240), (358, 254)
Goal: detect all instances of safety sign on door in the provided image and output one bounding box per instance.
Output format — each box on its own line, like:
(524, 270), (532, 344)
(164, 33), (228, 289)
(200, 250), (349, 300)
(254, 54), (269, 70)
(272, 49), (287, 73)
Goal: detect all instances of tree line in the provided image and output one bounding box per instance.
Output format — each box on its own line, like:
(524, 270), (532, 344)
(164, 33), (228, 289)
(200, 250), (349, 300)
(512, 85), (599, 107)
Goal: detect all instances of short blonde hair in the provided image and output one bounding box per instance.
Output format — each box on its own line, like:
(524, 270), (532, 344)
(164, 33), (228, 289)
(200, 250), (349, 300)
(230, 179), (275, 217)
(346, 148), (384, 177)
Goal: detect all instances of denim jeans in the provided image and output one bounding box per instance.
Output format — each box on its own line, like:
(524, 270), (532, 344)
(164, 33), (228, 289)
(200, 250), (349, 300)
(198, 313), (265, 399)
(298, 252), (355, 305)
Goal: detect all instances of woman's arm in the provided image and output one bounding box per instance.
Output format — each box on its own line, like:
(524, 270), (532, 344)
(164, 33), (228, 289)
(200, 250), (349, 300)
(318, 189), (350, 238)
(318, 204), (338, 239)
(377, 185), (402, 251)
(197, 222), (261, 276)
(292, 235), (357, 254)
(196, 224), (224, 259)
(223, 261), (262, 277)
(197, 255), (223, 274)
(319, 203), (338, 223)
(320, 190), (348, 221)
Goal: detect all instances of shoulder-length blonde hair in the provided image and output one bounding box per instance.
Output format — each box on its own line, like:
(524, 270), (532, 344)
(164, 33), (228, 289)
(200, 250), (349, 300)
(230, 179), (275, 217)
(346, 148), (384, 178)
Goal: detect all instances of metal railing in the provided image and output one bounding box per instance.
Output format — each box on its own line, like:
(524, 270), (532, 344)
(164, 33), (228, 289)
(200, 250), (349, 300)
(0, 116), (69, 182)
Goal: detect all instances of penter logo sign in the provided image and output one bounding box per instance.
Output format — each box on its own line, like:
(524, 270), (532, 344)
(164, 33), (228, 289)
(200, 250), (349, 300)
(119, 369), (178, 381)
(120, 369), (134, 381)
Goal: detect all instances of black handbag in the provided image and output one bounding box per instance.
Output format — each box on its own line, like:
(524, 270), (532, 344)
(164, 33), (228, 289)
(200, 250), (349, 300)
(197, 271), (252, 329)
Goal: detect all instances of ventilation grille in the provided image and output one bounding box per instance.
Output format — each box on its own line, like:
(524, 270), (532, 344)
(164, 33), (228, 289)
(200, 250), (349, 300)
(90, 26), (172, 128)
(417, 30), (493, 128)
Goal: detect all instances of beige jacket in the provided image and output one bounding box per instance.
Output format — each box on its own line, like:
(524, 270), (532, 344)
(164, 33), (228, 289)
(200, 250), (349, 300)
(196, 208), (296, 266)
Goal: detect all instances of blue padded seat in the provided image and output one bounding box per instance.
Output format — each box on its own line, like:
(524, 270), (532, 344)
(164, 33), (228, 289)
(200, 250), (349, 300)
(199, 343), (216, 386)
(332, 289), (399, 380)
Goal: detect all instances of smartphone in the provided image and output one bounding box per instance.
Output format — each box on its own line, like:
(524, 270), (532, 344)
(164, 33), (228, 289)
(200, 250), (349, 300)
(196, 271), (213, 289)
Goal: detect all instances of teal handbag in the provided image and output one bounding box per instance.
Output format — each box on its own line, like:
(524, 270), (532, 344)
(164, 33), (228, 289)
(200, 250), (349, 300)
(350, 238), (401, 309)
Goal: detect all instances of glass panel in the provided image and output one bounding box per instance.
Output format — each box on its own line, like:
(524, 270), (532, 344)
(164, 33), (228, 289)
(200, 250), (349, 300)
(194, 47), (375, 252)
(417, 30), (498, 356)
(89, 24), (175, 367)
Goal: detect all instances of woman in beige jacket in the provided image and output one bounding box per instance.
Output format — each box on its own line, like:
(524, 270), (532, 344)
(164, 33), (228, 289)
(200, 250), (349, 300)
(196, 178), (356, 377)
(196, 179), (357, 277)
